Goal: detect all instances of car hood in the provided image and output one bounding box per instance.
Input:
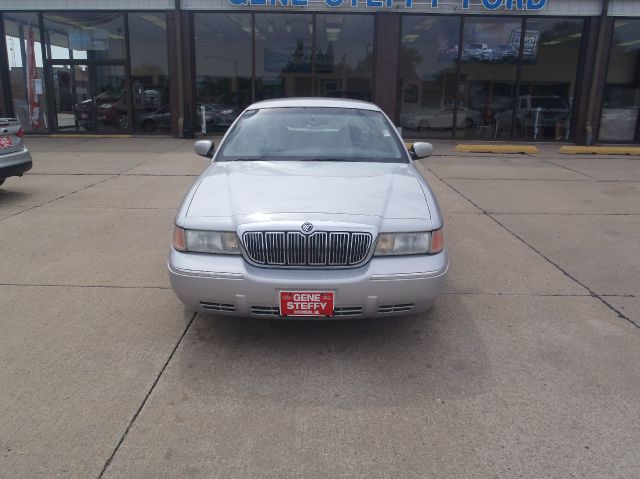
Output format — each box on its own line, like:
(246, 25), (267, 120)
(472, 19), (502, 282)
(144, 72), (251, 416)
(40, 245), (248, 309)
(187, 161), (431, 221)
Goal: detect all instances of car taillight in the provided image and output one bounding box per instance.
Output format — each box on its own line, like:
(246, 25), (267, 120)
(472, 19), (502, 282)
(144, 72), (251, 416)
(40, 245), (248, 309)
(16, 128), (24, 138)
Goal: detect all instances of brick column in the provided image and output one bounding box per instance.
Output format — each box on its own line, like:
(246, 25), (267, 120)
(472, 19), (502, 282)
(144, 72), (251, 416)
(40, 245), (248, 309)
(373, 13), (402, 123)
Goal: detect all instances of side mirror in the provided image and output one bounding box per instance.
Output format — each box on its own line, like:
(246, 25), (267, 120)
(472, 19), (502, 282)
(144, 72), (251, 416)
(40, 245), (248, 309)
(194, 140), (215, 159)
(411, 142), (434, 159)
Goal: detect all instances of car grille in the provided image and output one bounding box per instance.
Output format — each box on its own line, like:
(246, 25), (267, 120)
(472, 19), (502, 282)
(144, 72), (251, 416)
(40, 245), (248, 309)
(378, 304), (415, 314)
(242, 231), (373, 267)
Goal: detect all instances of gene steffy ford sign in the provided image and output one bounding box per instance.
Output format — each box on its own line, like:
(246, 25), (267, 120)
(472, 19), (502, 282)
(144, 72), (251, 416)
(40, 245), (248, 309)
(227, 0), (548, 10)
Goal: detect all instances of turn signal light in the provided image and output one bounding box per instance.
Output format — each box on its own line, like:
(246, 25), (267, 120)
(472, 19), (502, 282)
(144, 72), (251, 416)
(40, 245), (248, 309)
(172, 226), (186, 252)
(429, 228), (445, 254)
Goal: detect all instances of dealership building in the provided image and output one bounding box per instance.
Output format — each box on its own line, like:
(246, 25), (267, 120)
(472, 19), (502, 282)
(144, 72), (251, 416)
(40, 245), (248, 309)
(0, 0), (639, 144)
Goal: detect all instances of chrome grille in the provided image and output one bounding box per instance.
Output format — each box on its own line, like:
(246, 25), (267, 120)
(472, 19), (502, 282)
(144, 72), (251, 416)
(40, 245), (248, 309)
(242, 231), (373, 267)
(378, 304), (415, 314)
(200, 302), (236, 312)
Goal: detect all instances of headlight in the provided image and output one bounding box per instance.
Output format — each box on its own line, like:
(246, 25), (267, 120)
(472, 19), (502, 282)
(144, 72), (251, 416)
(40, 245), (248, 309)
(173, 227), (240, 254)
(98, 103), (113, 109)
(374, 229), (444, 256)
(220, 109), (234, 115)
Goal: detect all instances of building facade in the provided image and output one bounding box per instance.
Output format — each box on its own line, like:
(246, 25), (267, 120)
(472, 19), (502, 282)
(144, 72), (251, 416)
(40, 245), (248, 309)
(0, 0), (639, 144)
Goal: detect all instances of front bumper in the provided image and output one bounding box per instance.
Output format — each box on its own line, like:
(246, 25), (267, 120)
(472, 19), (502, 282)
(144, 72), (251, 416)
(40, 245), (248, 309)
(0, 147), (32, 178)
(168, 249), (448, 319)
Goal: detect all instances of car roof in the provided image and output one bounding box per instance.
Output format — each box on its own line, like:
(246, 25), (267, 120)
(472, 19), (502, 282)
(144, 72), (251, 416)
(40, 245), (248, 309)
(246, 98), (381, 112)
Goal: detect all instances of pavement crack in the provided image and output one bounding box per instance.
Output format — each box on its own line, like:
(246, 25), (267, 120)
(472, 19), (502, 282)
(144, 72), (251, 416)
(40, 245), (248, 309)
(97, 311), (198, 478)
(422, 164), (639, 331)
(0, 282), (170, 290)
(540, 159), (597, 179)
(441, 292), (635, 298)
(439, 177), (590, 182)
(0, 175), (117, 223)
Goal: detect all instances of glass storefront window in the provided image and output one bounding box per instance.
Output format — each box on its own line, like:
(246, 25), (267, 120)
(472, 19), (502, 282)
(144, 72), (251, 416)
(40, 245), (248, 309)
(600, 19), (640, 143)
(315, 14), (373, 101)
(194, 13), (252, 132)
(515, 18), (583, 141)
(255, 13), (314, 101)
(457, 17), (521, 139)
(129, 13), (170, 133)
(3, 12), (49, 132)
(43, 13), (125, 61)
(398, 16), (461, 139)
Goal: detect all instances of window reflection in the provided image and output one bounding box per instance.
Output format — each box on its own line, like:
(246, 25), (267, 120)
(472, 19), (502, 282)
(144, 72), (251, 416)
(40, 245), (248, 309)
(3, 12), (49, 132)
(43, 13), (126, 61)
(315, 15), (373, 100)
(457, 18), (520, 139)
(255, 14), (314, 100)
(398, 16), (460, 139)
(600, 19), (640, 143)
(195, 13), (252, 132)
(515, 19), (583, 140)
(129, 13), (170, 133)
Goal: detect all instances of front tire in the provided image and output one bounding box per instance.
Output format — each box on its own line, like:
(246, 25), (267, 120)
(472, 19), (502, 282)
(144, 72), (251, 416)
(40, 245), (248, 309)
(418, 120), (430, 132)
(0, 178), (5, 186)
(464, 117), (473, 129)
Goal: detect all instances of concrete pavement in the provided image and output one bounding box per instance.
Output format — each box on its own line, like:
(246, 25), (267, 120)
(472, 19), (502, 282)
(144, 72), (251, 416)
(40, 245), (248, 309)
(1, 137), (639, 477)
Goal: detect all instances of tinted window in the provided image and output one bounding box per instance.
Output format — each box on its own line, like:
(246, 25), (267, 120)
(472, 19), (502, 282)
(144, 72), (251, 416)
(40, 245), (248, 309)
(600, 19), (640, 142)
(194, 13), (252, 131)
(129, 13), (170, 133)
(43, 13), (125, 60)
(315, 15), (373, 100)
(457, 17), (521, 139)
(219, 107), (405, 162)
(3, 12), (49, 132)
(398, 16), (460, 139)
(254, 14), (314, 100)
(515, 18), (583, 140)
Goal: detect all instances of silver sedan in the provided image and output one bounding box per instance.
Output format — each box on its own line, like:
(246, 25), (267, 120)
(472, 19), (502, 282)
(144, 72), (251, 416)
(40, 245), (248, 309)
(168, 98), (448, 319)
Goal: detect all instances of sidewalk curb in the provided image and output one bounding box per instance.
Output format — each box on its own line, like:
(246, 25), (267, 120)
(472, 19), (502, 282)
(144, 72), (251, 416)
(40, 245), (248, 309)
(454, 144), (538, 154)
(559, 146), (640, 156)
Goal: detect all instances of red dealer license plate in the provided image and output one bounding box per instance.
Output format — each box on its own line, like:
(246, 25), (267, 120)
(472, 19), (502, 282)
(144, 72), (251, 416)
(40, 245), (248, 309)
(279, 291), (334, 318)
(0, 136), (13, 148)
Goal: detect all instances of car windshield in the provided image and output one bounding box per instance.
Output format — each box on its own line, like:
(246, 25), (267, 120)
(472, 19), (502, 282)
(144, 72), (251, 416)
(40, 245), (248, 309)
(218, 107), (406, 163)
(531, 98), (567, 109)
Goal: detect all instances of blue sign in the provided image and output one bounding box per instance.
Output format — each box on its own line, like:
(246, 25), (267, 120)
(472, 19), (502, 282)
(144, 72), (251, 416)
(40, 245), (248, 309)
(227, 0), (547, 10)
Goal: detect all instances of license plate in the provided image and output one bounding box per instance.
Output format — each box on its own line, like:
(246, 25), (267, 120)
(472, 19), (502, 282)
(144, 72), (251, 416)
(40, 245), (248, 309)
(0, 136), (13, 148)
(279, 291), (334, 318)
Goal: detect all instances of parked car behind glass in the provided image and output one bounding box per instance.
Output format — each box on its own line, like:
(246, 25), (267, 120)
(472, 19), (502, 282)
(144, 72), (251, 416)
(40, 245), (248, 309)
(495, 95), (570, 133)
(401, 107), (477, 131)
